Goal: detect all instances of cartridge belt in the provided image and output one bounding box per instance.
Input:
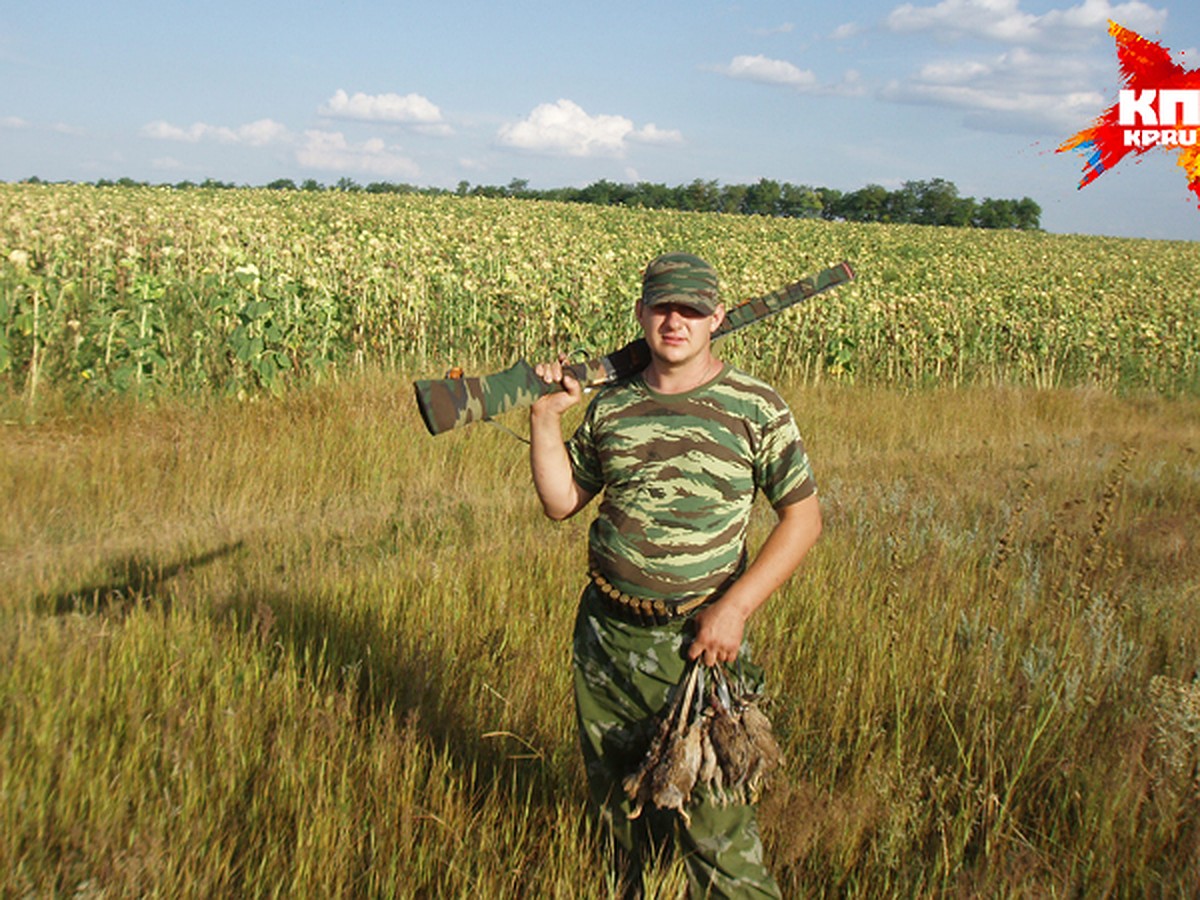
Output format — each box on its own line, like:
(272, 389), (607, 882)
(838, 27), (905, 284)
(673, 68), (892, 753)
(588, 568), (711, 626)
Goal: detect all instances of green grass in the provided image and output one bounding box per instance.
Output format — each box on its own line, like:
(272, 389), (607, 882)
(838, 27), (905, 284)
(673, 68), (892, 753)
(3, 373), (1199, 896)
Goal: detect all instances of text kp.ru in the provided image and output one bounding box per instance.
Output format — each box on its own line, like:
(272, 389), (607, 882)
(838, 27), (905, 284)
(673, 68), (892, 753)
(1120, 89), (1200, 147)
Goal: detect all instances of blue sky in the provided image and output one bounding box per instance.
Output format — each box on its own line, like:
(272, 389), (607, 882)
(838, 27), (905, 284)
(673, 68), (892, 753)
(2, 0), (1199, 240)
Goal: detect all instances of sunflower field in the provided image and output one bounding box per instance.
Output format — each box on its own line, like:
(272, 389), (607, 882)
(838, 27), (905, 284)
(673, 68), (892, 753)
(1, 183), (1197, 402)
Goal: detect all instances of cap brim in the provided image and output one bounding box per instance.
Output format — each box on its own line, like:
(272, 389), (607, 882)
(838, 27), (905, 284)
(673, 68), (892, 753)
(641, 292), (718, 315)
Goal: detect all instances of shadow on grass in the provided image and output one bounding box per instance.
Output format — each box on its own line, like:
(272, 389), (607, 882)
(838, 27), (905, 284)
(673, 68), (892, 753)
(32, 538), (577, 816)
(34, 541), (246, 616)
(222, 584), (579, 811)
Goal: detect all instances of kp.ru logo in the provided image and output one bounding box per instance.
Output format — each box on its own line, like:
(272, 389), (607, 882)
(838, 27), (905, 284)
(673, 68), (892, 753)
(1118, 89), (1199, 147)
(1058, 21), (1200, 208)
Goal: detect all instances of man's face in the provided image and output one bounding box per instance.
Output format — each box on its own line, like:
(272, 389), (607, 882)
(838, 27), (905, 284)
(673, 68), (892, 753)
(635, 300), (725, 366)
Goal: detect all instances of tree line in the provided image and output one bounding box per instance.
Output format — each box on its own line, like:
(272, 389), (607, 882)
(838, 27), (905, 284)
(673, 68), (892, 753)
(468, 176), (1042, 231)
(22, 173), (1042, 231)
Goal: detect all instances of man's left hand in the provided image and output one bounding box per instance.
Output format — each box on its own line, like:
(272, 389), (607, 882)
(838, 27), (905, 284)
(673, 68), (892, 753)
(687, 599), (748, 666)
(684, 494), (822, 666)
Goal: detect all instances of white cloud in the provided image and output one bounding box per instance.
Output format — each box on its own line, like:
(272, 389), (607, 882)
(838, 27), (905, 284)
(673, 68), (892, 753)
(880, 46), (1108, 131)
(884, 79), (1105, 130)
(876, 0), (1171, 133)
(319, 89), (445, 127)
(715, 54), (865, 96)
(140, 118), (289, 146)
(1037, 0), (1167, 34)
(141, 121), (209, 142)
(236, 119), (290, 146)
(2, 116), (83, 135)
(885, 0), (1167, 45)
(722, 54), (819, 89)
(141, 117), (419, 177)
(497, 99), (676, 158)
(630, 123), (684, 146)
(887, 0), (1038, 42)
(296, 130), (420, 178)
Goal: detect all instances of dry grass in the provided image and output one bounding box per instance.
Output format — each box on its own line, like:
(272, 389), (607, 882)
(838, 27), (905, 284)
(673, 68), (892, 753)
(2, 373), (1199, 896)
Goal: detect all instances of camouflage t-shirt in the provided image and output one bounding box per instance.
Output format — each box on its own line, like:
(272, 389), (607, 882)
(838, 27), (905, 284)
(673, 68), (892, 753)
(565, 364), (815, 602)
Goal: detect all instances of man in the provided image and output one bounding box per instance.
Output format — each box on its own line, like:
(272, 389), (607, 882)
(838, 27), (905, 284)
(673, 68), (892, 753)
(530, 253), (822, 898)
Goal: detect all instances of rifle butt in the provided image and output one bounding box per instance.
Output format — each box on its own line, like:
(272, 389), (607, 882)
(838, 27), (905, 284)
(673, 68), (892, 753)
(413, 360), (555, 435)
(414, 339), (651, 436)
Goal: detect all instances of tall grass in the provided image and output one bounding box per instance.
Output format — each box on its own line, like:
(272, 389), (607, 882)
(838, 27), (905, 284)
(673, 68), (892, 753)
(3, 374), (1198, 896)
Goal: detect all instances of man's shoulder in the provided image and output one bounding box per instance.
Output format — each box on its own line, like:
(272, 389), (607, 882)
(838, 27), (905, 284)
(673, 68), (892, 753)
(586, 373), (646, 410)
(713, 365), (790, 413)
(719, 364), (778, 392)
(585, 366), (790, 421)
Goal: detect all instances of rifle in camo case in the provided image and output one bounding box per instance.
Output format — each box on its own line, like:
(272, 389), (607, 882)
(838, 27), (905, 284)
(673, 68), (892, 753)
(414, 260), (855, 436)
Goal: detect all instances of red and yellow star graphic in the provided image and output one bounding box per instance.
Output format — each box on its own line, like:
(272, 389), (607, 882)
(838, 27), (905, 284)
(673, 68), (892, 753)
(1058, 21), (1200, 208)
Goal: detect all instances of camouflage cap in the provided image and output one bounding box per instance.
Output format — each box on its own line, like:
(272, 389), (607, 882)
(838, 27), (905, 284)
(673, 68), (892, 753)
(640, 252), (720, 315)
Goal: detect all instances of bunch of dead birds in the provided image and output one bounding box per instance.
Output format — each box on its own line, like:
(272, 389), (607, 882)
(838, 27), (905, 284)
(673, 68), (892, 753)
(623, 660), (783, 825)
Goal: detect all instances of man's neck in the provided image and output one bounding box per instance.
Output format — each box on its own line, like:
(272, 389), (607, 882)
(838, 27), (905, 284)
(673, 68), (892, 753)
(643, 353), (722, 395)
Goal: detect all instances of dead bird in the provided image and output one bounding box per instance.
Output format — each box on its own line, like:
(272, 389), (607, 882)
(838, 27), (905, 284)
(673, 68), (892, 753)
(739, 701), (783, 799)
(706, 691), (756, 792)
(625, 660), (784, 819)
(701, 666), (784, 804)
(624, 661), (703, 820)
(698, 713), (722, 794)
(648, 718), (704, 824)
(623, 712), (673, 819)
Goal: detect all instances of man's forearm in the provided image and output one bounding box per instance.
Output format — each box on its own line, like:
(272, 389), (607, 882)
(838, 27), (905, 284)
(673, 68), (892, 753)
(724, 493), (822, 618)
(528, 363), (591, 521)
(530, 407), (591, 520)
(688, 493), (822, 665)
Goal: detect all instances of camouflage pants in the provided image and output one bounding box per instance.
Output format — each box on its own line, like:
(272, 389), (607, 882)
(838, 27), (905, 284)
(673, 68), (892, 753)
(572, 583), (782, 900)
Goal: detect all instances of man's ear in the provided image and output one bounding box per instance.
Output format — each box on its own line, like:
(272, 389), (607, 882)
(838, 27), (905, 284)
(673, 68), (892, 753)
(634, 299), (648, 332)
(710, 304), (726, 332)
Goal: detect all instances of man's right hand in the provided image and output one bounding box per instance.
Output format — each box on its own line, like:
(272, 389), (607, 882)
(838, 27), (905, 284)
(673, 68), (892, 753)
(532, 353), (583, 419)
(529, 352), (594, 521)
